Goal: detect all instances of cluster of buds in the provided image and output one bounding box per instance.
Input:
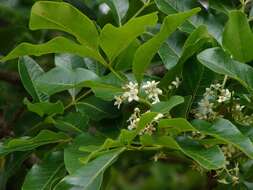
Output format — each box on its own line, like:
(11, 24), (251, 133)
(221, 144), (237, 158)
(216, 163), (240, 186)
(193, 83), (232, 120)
(114, 80), (163, 109)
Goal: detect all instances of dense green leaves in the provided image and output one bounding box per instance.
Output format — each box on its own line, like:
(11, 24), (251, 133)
(100, 12), (158, 62)
(223, 11), (253, 62)
(133, 8), (200, 82)
(18, 56), (48, 102)
(30, 1), (99, 49)
(22, 152), (66, 190)
(197, 47), (253, 93)
(150, 96), (184, 113)
(0, 130), (70, 156)
(55, 148), (125, 190)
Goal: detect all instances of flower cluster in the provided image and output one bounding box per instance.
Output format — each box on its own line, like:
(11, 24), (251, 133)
(216, 163), (240, 185)
(232, 103), (253, 126)
(193, 83), (232, 120)
(126, 108), (163, 136)
(114, 80), (163, 109)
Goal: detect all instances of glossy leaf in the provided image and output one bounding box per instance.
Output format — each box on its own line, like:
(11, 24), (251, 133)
(35, 65), (98, 96)
(133, 8), (200, 82)
(0, 130), (70, 156)
(76, 96), (119, 121)
(1, 37), (105, 64)
(22, 152), (66, 190)
(223, 11), (253, 62)
(18, 56), (48, 102)
(30, 1), (99, 48)
(55, 148), (125, 190)
(197, 47), (253, 93)
(192, 119), (253, 159)
(100, 12), (157, 61)
(150, 96), (184, 114)
(102, 0), (129, 25)
(24, 98), (64, 117)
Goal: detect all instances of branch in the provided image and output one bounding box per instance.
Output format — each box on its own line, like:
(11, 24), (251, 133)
(0, 70), (21, 85)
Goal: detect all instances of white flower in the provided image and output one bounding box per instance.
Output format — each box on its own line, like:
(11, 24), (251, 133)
(139, 123), (156, 136)
(114, 95), (124, 109)
(171, 77), (181, 88)
(217, 89), (231, 103)
(123, 81), (139, 103)
(127, 107), (140, 130)
(142, 80), (162, 104)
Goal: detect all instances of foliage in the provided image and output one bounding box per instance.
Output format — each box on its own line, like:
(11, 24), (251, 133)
(0, 0), (253, 189)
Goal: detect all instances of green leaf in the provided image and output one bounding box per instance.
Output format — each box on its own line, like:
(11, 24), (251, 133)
(35, 64), (98, 96)
(223, 11), (253, 62)
(150, 96), (184, 114)
(24, 98), (64, 117)
(133, 8), (200, 82)
(1, 37), (105, 65)
(0, 130), (70, 156)
(192, 119), (253, 159)
(18, 56), (48, 102)
(197, 47), (253, 93)
(102, 0), (129, 25)
(140, 135), (225, 170)
(22, 152), (66, 190)
(52, 112), (89, 133)
(55, 148), (125, 190)
(30, 1), (99, 49)
(64, 134), (105, 174)
(100, 12), (157, 62)
(84, 73), (124, 101)
(76, 96), (119, 121)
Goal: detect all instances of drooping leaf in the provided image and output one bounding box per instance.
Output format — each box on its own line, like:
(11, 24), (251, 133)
(0, 130), (70, 156)
(24, 98), (64, 117)
(197, 47), (253, 93)
(35, 65), (98, 96)
(192, 119), (253, 159)
(222, 10), (253, 62)
(133, 8), (200, 82)
(150, 96), (184, 114)
(1, 37), (106, 65)
(55, 148), (125, 190)
(76, 96), (119, 121)
(100, 12), (158, 62)
(30, 1), (99, 49)
(22, 152), (66, 190)
(18, 56), (48, 102)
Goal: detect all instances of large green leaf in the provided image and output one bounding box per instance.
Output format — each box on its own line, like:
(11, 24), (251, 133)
(18, 56), (48, 102)
(30, 1), (99, 49)
(1, 37), (105, 65)
(197, 47), (253, 93)
(150, 96), (184, 114)
(35, 65), (98, 96)
(0, 130), (70, 156)
(222, 11), (253, 63)
(55, 148), (125, 190)
(22, 152), (66, 190)
(192, 119), (253, 159)
(24, 98), (64, 117)
(140, 135), (225, 170)
(133, 8), (200, 82)
(76, 96), (119, 121)
(100, 12), (157, 62)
